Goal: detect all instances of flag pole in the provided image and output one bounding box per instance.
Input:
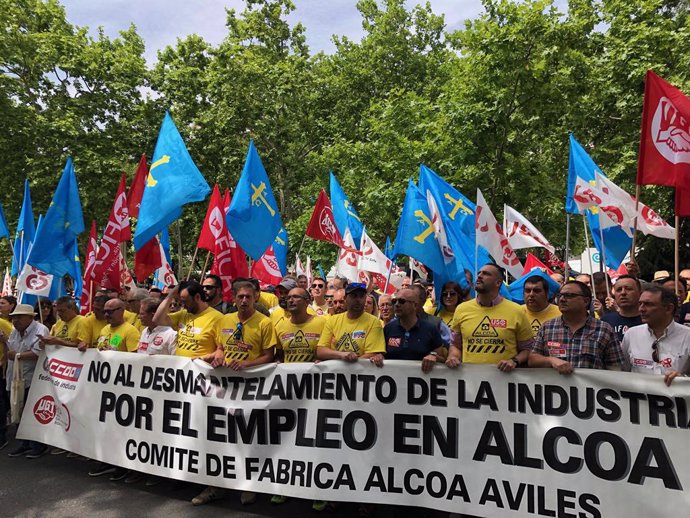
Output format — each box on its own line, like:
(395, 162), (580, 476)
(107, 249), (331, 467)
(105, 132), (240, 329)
(186, 247), (200, 281)
(37, 297), (44, 325)
(200, 250), (212, 281)
(176, 221), (183, 280)
(597, 219), (611, 298)
(631, 184), (641, 260)
(382, 260), (395, 294)
(582, 215), (598, 304)
(564, 213), (571, 280)
(296, 234), (307, 260)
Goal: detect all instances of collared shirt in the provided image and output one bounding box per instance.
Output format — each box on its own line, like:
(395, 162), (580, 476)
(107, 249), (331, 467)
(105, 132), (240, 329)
(532, 316), (627, 370)
(622, 321), (690, 375)
(138, 325), (178, 355)
(6, 320), (49, 390)
(476, 295), (504, 308)
(384, 317), (443, 361)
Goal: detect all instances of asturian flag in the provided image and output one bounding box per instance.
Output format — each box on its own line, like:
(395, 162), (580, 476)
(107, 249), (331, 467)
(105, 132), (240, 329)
(503, 205), (555, 253)
(476, 189), (523, 279)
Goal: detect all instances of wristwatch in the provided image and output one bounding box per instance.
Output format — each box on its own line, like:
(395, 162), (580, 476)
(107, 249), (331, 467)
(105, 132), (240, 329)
(511, 356), (520, 367)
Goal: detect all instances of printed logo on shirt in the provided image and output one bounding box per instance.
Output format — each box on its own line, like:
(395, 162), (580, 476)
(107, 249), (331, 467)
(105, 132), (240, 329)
(336, 333), (360, 354)
(490, 319), (507, 328)
(153, 336), (164, 346)
(634, 358), (654, 367)
(352, 330), (366, 340)
(388, 337), (401, 348)
(530, 318), (541, 334)
(546, 341), (566, 357)
(472, 316), (499, 338)
(660, 357), (673, 369)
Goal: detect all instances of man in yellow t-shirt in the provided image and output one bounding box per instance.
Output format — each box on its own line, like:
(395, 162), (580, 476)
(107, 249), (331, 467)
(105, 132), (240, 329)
(39, 296), (84, 347)
(78, 294), (110, 349)
(124, 288), (147, 331)
(275, 288), (326, 363)
(202, 280), (275, 370)
(97, 298), (140, 352)
(271, 278), (317, 327)
(317, 282), (385, 365)
(523, 275), (561, 334)
(447, 263), (534, 371)
(153, 280), (223, 358)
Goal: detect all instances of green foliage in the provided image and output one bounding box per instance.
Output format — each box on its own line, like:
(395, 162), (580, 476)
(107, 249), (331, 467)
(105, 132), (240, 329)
(2, 0), (690, 276)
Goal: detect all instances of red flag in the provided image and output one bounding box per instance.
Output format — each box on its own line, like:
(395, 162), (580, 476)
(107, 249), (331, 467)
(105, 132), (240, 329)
(92, 174), (131, 289)
(134, 237), (162, 281)
(521, 253), (554, 276)
(208, 189), (249, 301)
(543, 249), (566, 271)
(251, 245), (283, 287)
(637, 70), (690, 188)
(676, 187), (690, 217)
(80, 220), (99, 314)
(305, 189), (344, 247)
(197, 185), (223, 251)
(127, 154), (148, 218)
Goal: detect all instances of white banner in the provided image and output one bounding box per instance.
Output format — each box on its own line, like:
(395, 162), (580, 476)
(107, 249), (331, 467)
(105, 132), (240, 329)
(19, 348), (690, 517)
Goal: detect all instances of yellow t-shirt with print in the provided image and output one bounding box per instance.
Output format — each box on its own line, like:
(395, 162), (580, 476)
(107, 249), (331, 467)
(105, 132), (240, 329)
(170, 307), (223, 358)
(97, 322), (141, 352)
(0, 317), (12, 365)
(275, 316), (326, 363)
(217, 310), (275, 362)
(270, 306), (317, 328)
(317, 312), (385, 356)
(79, 314), (108, 346)
(435, 308), (455, 327)
(259, 291), (279, 310)
(452, 299), (534, 364)
(51, 316), (85, 344)
(523, 304), (561, 335)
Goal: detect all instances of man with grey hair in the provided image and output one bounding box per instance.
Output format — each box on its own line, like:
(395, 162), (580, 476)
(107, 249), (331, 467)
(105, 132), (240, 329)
(136, 298), (177, 356)
(124, 287), (148, 331)
(38, 296), (84, 348)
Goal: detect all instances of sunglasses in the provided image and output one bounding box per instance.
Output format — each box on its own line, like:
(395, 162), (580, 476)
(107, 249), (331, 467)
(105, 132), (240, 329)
(104, 308), (124, 315)
(557, 292), (586, 300)
(311, 283), (325, 289)
(442, 291), (458, 297)
(651, 339), (660, 363)
(324, 295), (334, 300)
(392, 298), (409, 305)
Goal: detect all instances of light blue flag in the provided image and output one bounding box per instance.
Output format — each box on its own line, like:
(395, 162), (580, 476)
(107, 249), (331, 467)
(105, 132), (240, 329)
(11, 179), (35, 276)
(418, 164), (491, 278)
(318, 264), (326, 281)
(566, 134), (632, 269)
(384, 236), (395, 260)
(28, 158), (85, 277)
(70, 237), (83, 302)
(0, 203), (9, 239)
(273, 227), (288, 276)
(226, 140), (284, 260)
(160, 227), (172, 264)
(134, 112), (211, 250)
(330, 172), (364, 249)
(508, 269), (560, 304)
(394, 179), (446, 275)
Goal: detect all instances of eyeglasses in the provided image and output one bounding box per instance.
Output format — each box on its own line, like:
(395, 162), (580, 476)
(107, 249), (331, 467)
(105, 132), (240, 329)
(557, 292), (586, 300)
(392, 298), (409, 305)
(324, 295), (334, 300)
(651, 339), (660, 363)
(287, 294), (308, 300)
(442, 291), (458, 298)
(202, 285), (219, 290)
(104, 308), (124, 315)
(311, 283), (325, 289)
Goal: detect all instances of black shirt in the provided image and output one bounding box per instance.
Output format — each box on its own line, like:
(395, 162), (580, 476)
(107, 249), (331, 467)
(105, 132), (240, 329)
(384, 317), (443, 361)
(600, 312), (643, 343)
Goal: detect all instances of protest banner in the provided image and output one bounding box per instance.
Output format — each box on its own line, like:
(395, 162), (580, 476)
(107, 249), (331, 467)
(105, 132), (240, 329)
(19, 347), (690, 516)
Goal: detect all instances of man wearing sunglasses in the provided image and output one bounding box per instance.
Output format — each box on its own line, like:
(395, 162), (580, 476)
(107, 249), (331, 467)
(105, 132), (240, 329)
(96, 299), (140, 352)
(447, 263), (534, 371)
(317, 282), (385, 365)
(309, 277), (329, 315)
(384, 288), (444, 372)
(529, 280), (626, 373)
(622, 286), (690, 386)
(202, 274), (231, 314)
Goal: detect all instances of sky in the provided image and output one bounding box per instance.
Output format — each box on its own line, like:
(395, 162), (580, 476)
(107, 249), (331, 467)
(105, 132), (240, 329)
(59, 0), (486, 63)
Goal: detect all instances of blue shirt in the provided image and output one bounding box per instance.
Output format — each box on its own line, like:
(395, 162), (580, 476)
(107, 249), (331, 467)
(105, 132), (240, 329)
(384, 317), (443, 360)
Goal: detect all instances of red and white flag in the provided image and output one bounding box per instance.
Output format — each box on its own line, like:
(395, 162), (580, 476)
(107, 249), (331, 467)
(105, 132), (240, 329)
(426, 190), (455, 266)
(572, 177), (634, 236)
(475, 189), (523, 279)
(134, 236), (162, 283)
(153, 240), (177, 289)
(2, 268), (13, 297)
(521, 252), (554, 276)
(80, 220), (99, 314)
(120, 250), (136, 292)
(295, 255), (306, 278)
(17, 264), (53, 297)
(503, 205), (555, 253)
(127, 154), (148, 218)
(305, 189), (344, 247)
(336, 228), (361, 282)
(358, 229), (392, 277)
(409, 258), (428, 281)
(251, 245), (283, 287)
(92, 174), (131, 288)
(595, 172), (675, 240)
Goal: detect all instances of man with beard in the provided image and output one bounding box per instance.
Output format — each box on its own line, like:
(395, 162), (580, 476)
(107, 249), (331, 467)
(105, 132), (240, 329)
(446, 263), (534, 371)
(523, 275), (560, 334)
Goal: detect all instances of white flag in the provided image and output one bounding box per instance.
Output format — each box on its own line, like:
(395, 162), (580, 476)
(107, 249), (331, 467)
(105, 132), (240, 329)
(336, 228), (361, 282)
(426, 190), (455, 265)
(475, 190), (523, 279)
(358, 229), (392, 276)
(409, 258), (428, 281)
(2, 268), (13, 297)
(295, 255), (305, 278)
(305, 256), (313, 286)
(595, 172), (675, 240)
(503, 205), (555, 253)
(16, 264), (53, 297)
(153, 240), (177, 289)
(573, 177), (634, 236)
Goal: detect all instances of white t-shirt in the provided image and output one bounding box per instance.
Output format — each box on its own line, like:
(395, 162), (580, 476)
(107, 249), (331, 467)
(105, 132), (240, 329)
(137, 326), (177, 356)
(622, 321), (690, 375)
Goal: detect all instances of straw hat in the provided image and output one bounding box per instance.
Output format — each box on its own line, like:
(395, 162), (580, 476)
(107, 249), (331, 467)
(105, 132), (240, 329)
(9, 304), (37, 317)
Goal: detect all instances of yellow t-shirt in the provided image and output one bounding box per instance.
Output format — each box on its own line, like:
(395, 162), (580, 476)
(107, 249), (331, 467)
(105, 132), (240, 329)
(0, 317), (12, 365)
(317, 312), (385, 356)
(217, 310), (275, 362)
(79, 314), (108, 346)
(523, 304), (561, 335)
(452, 299), (535, 364)
(97, 322), (141, 352)
(124, 309), (144, 332)
(423, 299), (436, 315)
(51, 316), (85, 344)
(270, 306), (317, 328)
(435, 308), (455, 327)
(259, 291), (279, 310)
(170, 306), (224, 358)
(275, 316), (326, 363)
